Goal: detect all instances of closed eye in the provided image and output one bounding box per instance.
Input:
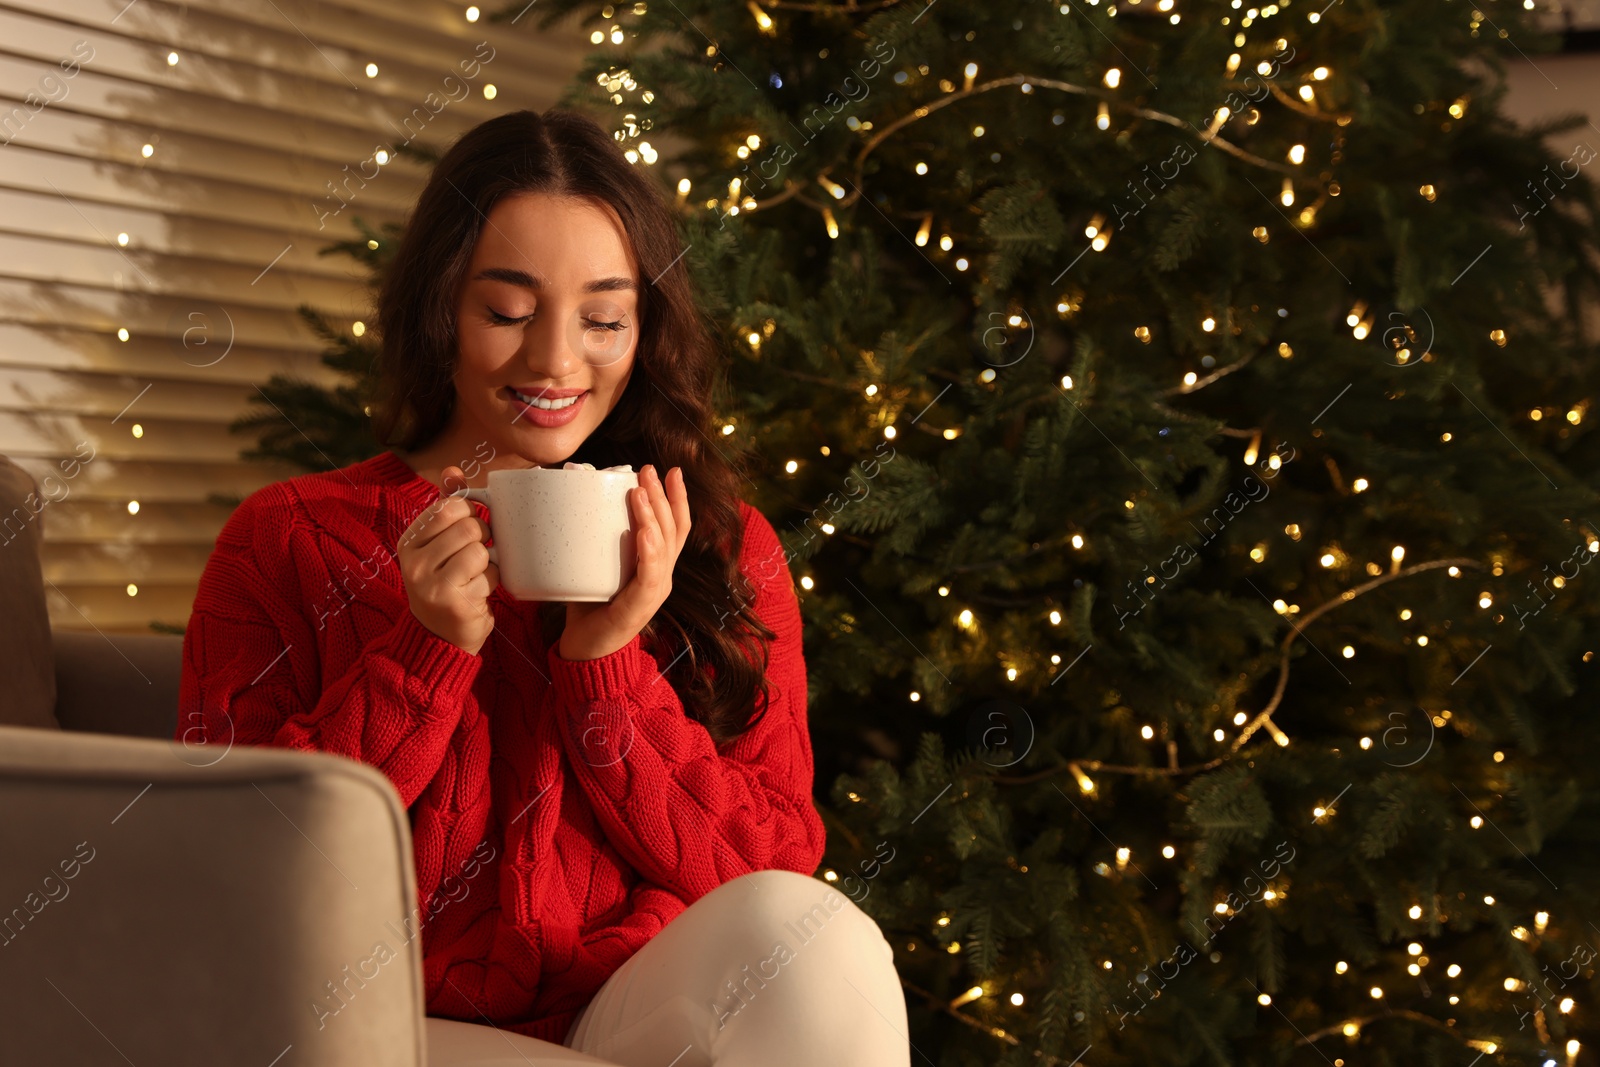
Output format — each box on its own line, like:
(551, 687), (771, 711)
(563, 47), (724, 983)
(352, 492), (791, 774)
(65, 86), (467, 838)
(585, 318), (628, 332)
(486, 307), (533, 325)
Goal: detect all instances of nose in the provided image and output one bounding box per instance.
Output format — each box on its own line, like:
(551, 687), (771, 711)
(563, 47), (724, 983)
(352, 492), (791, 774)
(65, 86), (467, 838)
(516, 309), (582, 379)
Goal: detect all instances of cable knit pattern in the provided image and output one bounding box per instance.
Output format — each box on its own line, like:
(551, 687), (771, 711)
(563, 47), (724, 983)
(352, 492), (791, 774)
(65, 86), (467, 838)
(177, 450), (826, 1042)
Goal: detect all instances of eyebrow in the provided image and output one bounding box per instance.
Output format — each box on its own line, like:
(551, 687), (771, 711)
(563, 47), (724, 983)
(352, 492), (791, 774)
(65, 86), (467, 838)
(472, 267), (637, 293)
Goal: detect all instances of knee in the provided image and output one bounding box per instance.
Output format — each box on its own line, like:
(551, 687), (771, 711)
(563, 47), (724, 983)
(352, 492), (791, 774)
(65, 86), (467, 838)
(711, 869), (893, 964)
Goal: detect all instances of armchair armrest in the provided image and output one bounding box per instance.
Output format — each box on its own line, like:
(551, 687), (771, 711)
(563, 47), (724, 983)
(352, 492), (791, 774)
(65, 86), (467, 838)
(0, 724), (426, 1066)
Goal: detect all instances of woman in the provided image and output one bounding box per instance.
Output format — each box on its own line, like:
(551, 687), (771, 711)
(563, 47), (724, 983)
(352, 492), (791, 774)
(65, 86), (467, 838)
(177, 109), (910, 1066)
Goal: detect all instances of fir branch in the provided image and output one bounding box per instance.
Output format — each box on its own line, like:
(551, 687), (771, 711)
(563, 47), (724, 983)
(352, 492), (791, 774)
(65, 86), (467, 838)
(1160, 350), (1257, 397)
(899, 979), (1045, 1055)
(752, 75), (1296, 217)
(765, 0), (908, 10)
(1296, 1008), (1462, 1046)
(1231, 557), (1486, 750)
(1263, 79), (1346, 123)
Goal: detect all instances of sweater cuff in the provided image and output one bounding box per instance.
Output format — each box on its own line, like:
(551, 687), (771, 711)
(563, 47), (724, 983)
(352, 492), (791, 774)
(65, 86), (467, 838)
(387, 609), (482, 699)
(546, 633), (655, 706)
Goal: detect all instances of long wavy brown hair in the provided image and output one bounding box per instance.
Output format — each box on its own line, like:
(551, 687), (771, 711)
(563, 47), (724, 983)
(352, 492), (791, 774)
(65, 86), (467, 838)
(368, 108), (776, 746)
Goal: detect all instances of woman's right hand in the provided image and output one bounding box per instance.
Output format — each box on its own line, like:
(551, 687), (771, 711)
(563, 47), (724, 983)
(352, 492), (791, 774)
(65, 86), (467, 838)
(398, 464), (499, 656)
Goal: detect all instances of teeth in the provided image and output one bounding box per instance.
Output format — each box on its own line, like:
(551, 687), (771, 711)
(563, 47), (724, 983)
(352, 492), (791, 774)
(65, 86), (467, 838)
(511, 388), (581, 410)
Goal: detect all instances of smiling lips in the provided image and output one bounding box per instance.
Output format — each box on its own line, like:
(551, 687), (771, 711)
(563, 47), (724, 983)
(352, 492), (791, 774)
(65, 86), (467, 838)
(508, 385), (585, 409)
(505, 385), (588, 427)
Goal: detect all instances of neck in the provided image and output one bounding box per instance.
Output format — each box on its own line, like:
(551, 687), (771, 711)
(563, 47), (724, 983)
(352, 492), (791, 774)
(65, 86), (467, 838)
(395, 420), (535, 492)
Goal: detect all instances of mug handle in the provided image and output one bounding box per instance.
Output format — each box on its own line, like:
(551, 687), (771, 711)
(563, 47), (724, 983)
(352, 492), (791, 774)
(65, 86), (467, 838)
(459, 486), (498, 566)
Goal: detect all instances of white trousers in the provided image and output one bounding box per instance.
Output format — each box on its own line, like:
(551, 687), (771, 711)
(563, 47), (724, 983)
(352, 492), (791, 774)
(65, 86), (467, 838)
(563, 869), (912, 1067)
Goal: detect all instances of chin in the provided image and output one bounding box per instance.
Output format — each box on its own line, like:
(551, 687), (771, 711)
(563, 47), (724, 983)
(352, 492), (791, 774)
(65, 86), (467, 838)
(506, 424), (589, 466)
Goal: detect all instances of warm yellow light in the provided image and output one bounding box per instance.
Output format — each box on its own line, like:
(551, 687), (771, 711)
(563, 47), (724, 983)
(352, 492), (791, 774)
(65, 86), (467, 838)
(1470, 816), (1483, 829)
(1335, 961), (1348, 974)
(1258, 993), (1272, 1006)
(1561, 997), (1575, 1013)
(1484, 895), (1495, 905)
(1104, 68), (1122, 88)
(1070, 534), (1084, 549)
(1010, 992), (1025, 1006)
(1288, 144), (1305, 164)
(1141, 725), (1154, 740)
(127, 500), (140, 515)
(1408, 904), (1423, 919)
(1342, 1022), (1359, 1037)
(465, 5), (480, 20)
(1370, 987), (1383, 999)
(799, 576), (813, 590)
(957, 609), (974, 628)
(1447, 964), (1461, 977)
(1162, 845), (1176, 859)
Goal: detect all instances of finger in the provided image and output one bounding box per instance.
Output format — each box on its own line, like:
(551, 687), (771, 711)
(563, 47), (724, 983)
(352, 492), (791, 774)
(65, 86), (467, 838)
(437, 538), (494, 588)
(440, 465), (468, 494)
(611, 487), (664, 615)
(641, 466), (676, 551)
(402, 495), (469, 552)
(604, 489), (662, 617)
(667, 467), (692, 550)
(417, 511), (486, 570)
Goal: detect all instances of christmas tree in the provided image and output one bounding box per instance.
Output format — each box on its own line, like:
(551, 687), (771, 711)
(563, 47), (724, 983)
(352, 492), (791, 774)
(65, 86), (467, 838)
(247, 0), (1600, 1061)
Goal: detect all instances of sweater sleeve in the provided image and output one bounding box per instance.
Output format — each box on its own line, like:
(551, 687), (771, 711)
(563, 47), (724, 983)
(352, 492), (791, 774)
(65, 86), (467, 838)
(539, 503), (826, 901)
(177, 493), (484, 811)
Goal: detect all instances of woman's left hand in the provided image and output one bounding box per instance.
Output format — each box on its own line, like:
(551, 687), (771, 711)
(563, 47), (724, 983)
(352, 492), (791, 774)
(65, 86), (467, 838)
(558, 464), (692, 661)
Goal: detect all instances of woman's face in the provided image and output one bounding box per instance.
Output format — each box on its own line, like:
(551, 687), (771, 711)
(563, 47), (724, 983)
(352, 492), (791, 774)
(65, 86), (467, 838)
(451, 191), (641, 468)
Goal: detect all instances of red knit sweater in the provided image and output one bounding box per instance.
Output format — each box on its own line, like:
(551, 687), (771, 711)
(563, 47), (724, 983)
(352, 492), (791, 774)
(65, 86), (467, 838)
(177, 449), (826, 1042)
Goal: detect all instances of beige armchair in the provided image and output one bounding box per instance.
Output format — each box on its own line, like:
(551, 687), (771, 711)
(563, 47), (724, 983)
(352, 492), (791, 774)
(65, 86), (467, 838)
(0, 455), (619, 1066)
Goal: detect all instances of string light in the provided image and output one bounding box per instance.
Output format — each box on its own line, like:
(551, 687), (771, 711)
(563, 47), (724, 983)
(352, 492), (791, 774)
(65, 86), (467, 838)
(951, 985), (985, 1008)
(746, 0), (775, 34)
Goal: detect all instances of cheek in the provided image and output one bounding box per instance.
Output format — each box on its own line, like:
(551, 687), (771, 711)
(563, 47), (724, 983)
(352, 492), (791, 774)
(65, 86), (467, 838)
(594, 341), (638, 394)
(455, 320), (512, 380)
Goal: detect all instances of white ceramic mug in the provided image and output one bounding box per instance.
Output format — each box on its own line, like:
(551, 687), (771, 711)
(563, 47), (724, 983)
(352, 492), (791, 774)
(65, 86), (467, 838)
(461, 465), (639, 602)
